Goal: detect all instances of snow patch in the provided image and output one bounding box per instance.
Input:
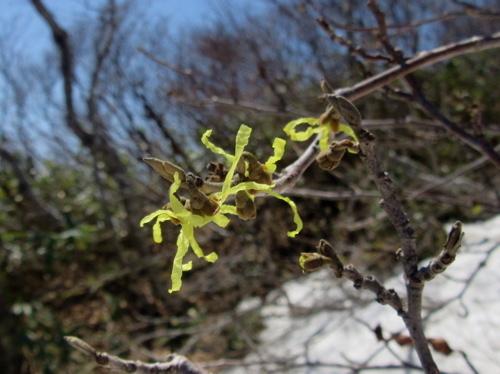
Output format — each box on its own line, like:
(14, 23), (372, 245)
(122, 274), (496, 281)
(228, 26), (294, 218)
(224, 215), (500, 373)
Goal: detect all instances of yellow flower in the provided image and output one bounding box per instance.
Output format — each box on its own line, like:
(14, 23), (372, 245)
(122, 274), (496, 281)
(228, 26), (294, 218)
(283, 117), (358, 151)
(141, 124), (302, 292)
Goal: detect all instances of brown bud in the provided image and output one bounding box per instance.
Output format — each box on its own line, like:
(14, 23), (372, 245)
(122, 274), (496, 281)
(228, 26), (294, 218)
(320, 78), (333, 94)
(316, 239), (344, 278)
(315, 139), (355, 170)
(328, 96), (362, 125)
(316, 152), (341, 170)
(299, 252), (333, 274)
(206, 162), (228, 183)
(185, 174), (220, 217)
(318, 105), (340, 133)
(235, 190), (257, 220)
(316, 239), (334, 258)
(444, 221), (463, 255)
(242, 152), (272, 185)
(189, 196), (220, 217)
(143, 157), (188, 188)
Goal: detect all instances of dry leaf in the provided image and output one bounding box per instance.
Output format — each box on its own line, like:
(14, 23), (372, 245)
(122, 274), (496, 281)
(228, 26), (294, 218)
(428, 338), (453, 355)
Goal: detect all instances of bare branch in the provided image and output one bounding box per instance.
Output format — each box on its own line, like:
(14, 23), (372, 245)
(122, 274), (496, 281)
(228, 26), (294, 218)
(316, 240), (406, 315)
(285, 187), (380, 201)
(406, 144), (500, 201)
(416, 222), (464, 284)
(331, 32), (500, 101)
(273, 136), (319, 193)
(273, 34), (500, 195)
(316, 18), (393, 62)
(324, 95), (441, 374)
(29, 0), (92, 145)
(407, 85), (500, 167)
(326, 96), (418, 269)
(64, 336), (211, 374)
(138, 47), (194, 76)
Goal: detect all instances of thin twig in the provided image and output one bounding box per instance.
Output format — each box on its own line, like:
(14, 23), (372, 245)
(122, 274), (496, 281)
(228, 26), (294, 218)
(406, 144), (500, 201)
(64, 336), (211, 374)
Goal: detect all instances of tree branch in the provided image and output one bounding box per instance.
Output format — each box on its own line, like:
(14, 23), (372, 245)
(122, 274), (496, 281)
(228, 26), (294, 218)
(30, 0), (92, 145)
(325, 95), (440, 374)
(408, 83), (500, 167)
(406, 144), (500, 201)
(309, 240), (406, 315)
(416, 221), (464, 284)
(331, 32), (500, 101)
(273, 33), (500, 194)
(64, 336), (211, 374)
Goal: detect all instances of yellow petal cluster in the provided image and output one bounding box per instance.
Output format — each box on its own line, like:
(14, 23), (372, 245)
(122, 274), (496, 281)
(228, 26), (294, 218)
(283, 117), (358, 152)
(141, 124), (302, 292)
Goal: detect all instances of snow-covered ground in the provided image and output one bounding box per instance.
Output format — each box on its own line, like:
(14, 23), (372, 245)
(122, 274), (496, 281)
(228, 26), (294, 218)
(225, 215), (500, 373)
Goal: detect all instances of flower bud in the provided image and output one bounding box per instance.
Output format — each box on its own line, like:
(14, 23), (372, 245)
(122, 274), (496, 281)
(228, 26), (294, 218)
(242, 152), (272, 185)
(320, 78), (333, 94)
(206, 162), (228, 183)
(316, 139), (355, 170)
(299, 252), (333, 273)
(190, 196), (220, 217)
(318, 105), (340, 133)
(316, 152), (341, 170)
(185, 174), (220, 217)
(316, 239), (344, 278)
(235, 190), (257, 220)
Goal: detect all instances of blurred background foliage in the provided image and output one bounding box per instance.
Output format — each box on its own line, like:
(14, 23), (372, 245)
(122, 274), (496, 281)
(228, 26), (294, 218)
(0, 0), (499, 372)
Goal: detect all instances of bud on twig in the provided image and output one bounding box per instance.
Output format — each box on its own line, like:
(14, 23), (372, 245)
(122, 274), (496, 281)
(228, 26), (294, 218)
(327, 95), (362, 127)
(243, 152), (273, 185)
(205, 162), (228, 183)
(443, 221), (463, 256)
(318, 105), (341, 133)
(64, 336), (211, 374)
(416, 221), (464, 283)
(320, 78), (333, 94)
(317, 239), (344, 278)
(299, 252), (333, 273)
(316, 139), (356, 170)
(185, 173), (220, 217)
(235, 190), (257, 220)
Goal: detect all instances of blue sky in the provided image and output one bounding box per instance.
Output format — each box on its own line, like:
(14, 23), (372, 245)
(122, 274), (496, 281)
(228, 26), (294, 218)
(0, 0), (267, 57)
(0, 0), (270, 156)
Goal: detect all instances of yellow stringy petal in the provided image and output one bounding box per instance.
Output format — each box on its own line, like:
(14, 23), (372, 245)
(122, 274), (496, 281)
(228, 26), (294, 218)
(265, 137), (286, 173)
(169, 173), (187, 215)
(140, 210), (173, 243)
(283, 117), (321, 141)
(201, 129), (235, 162)
(140, 209), (169, 227)
(184, 223), (218, 262)
(319, 129), (330, 151)
(222, 180), (303, 237)
(211, 212), (231, 227)
(152, 218), (163, 243)
(338, 123), (359, 153)
(219, 204), (238, 216)
(219, 125), (252, 202)
(265, 189), (303, 237)
(169, 230), (190, 293)
(142, 123), (305, 292)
